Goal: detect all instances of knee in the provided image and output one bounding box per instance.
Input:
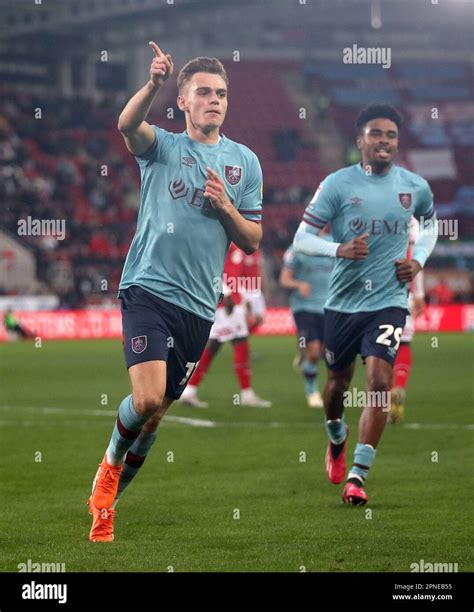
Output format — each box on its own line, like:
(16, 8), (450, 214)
(142, 410), (163, 432)
(306, 347), (320, 363)
(133, 392), (164, 419)
(366, 373), (391, 393)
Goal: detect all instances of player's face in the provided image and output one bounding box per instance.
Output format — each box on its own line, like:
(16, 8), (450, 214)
(178, 73), (228, 133)
(357, 118), (399, 172)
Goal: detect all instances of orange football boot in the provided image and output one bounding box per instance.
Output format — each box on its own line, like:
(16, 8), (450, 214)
(91, 455), (123, 510)
(88, 497), (115, 542)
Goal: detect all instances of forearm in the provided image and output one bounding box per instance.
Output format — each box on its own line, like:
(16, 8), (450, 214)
(218, 205), (261, 254)
(412, 216), (438, 268)
(293, 223), (340, 257)
(118, 80), (161, 133)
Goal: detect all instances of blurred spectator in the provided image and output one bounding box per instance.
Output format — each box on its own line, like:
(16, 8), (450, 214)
(315, 92), (330, 120)
(272, 128), (301, 162)
(345, 144), (360, 166)
(2, 86), (470, 310)
(429, 279), (454, 305)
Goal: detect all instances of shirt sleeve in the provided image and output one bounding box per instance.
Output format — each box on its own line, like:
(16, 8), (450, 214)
(237, 153), (263, 223)
(413, 180), (435, 221)
(302, 173), (339, 234)
(134, 125), (175, 168)
(412, 216), (438, 267)
(293, 222), (340, 257)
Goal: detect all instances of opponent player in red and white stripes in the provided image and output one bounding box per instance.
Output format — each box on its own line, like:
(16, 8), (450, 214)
(241, 248), (267, 334)
(179, 243), (271, 408)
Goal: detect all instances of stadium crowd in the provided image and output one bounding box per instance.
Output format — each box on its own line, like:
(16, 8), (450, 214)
(1, 86), (472, 307)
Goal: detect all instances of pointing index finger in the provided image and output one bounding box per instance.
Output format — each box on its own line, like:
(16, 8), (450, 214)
(149, 41), (164, 58)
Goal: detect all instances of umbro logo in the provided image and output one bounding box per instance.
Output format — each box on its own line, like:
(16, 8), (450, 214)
(350, 196), (363, 205)
(182, 156), (196, 167)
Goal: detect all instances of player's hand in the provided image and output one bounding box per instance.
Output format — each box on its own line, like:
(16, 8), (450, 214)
(336, 233), (369, 260)
(149, 41), (174, 87)
(413, 296), (426, 317)
(223, 295), (235, 315)
(204, 168), (232, 211)
(298, 282), (311, 298)
(396, 258), (422, 283)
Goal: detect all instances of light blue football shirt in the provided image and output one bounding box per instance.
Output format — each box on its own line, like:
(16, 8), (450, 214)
(282, 239), (334, 314)
(119, 126), (263, 321)
(301, 164), (435, 313)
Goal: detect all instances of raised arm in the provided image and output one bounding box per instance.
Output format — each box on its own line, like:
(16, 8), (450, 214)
(118, 41), (174, 156)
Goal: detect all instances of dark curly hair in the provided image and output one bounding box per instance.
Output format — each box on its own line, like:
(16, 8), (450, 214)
(356, 104), (403, 133)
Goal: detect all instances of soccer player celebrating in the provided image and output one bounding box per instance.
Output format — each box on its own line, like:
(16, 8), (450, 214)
(87, 42), (263, 541)
(388, 217), (426, 423)
(179, 243), (271, 408)
(293, 104), (438, 505)
(280, 228), (334, 408)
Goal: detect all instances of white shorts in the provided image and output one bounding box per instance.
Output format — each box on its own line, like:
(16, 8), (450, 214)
(209, 304), (249, 343)
(242, 290), (266, 320)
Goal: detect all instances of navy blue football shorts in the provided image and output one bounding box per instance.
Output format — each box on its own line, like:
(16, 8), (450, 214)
(324, 307), (407, 371)
(119, 285), (213, 399)
(293, 310), (325, 344)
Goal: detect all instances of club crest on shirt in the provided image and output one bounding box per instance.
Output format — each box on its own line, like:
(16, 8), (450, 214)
(225, 165), (242, 186)
(398, 193), (412, 209)
(131, 335), (147, 354)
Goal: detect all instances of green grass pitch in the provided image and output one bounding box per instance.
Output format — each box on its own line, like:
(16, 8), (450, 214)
(0, 333), (472, 572)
